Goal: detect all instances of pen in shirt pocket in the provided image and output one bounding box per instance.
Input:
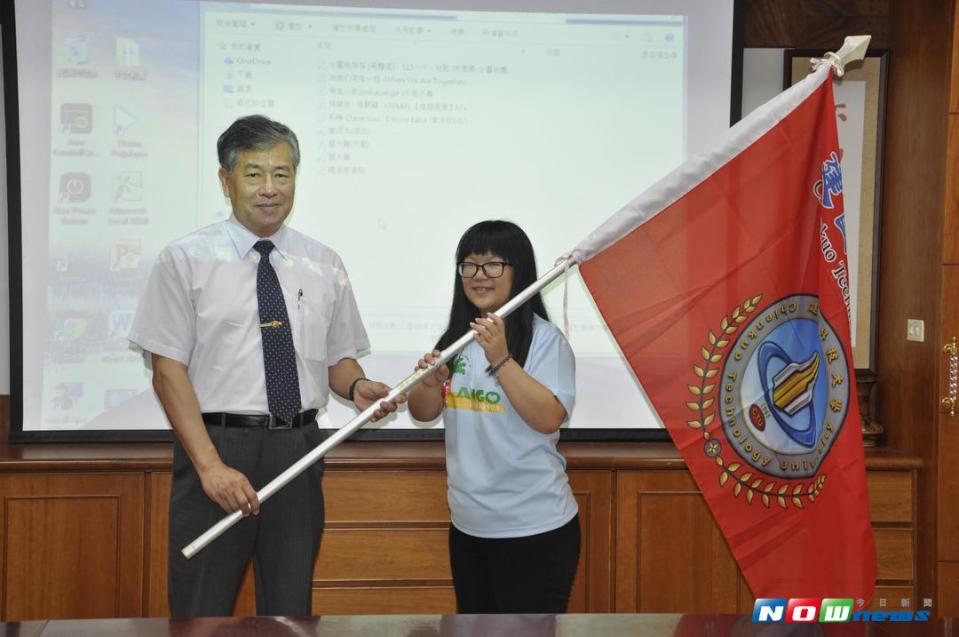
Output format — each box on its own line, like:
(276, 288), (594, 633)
(297, 288), (303, 310)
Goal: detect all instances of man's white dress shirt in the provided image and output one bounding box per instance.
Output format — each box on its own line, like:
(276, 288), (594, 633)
(129, 216), (370, 414)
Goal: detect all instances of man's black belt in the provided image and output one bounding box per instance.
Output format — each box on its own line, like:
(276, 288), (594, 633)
(202, 409), (319, 430)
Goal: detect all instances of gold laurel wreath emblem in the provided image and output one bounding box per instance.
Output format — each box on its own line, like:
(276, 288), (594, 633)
(685, 294), (827, 509)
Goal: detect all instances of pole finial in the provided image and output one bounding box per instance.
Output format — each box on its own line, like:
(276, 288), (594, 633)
(813, 35), (871, 77)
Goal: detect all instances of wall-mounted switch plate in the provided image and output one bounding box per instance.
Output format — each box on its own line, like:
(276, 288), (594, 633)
(906, 319), (925, 342)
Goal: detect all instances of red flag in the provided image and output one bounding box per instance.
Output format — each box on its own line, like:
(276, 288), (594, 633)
(574, 64), (876, 600)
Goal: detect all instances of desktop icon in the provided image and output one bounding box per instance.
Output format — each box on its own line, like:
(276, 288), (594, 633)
(65, 36), (89, 65)
(110, 240), (141, 271)
(113, 172), (143, 202)
(58, 172), (91, 203)
(107, 309), (135, 339)
(113, 105), (138, 135)
(60, 103), (92, 134)
(54, 318), (88, 342)
(116, 37), (140, 67)
(52, 381), (84, 410)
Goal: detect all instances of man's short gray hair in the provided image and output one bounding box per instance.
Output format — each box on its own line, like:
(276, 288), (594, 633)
(217, 114), (301, 173)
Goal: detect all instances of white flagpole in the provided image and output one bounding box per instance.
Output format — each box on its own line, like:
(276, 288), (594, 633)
(182, 258), (571, 559)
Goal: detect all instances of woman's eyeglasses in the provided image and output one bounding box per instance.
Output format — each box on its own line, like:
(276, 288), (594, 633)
(457, 261), (511, 278)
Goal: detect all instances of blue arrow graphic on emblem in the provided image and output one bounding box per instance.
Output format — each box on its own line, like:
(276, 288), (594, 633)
(758, 342), (820, 448)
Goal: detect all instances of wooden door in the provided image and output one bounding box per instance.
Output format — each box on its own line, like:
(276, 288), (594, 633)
(937, 265), (959, 616)
(938, 10), (959, 614)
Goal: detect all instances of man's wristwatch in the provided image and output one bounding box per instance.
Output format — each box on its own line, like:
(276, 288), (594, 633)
(348, 376), (369, 402)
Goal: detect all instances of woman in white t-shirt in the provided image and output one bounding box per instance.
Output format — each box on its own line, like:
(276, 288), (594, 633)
(408, 220), (580, 614)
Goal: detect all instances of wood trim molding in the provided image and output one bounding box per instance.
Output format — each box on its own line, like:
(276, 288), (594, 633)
(0, 441), (921, 473)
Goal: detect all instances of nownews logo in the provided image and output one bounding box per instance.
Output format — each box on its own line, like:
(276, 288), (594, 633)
(752, 598), (931, 623)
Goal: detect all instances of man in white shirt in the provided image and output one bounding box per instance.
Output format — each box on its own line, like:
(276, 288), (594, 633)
(129, 115), (399, 617)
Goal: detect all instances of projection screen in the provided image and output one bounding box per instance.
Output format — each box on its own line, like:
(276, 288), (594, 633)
(5, 0), (739, 438)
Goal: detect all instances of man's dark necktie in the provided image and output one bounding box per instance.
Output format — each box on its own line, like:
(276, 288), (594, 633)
(254, 240), (301, 425)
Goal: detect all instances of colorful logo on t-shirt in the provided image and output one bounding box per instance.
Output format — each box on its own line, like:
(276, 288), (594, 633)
(445, 386), (506, 413)
(451, 355), (468, 376)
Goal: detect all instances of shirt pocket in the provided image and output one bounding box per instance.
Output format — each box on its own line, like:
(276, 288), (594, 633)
(292, 290), (333, 363)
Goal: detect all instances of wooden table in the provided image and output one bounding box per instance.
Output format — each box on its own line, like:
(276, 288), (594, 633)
(0, 614), (950, 636)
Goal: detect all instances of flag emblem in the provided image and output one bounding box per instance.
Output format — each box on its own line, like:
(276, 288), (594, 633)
(687, 292), (847, 508)
(717, 293), (850, 480)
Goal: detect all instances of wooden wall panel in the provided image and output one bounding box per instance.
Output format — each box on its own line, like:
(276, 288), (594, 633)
(234, 566), (256, 616)
(324, 471), (448, 523)
(867, 471), (914, 523)
(615, 471), (740, 613)
(315, 469), (453, 615)
(736, 575), (755, 615)
(616, 469), (917, 615)
(567, 471), (612, 613)
(0, 448), (919, 618)
(145, 473), (170, 617)
(943, 118), (959, 264)
(952, 4), (959, 113)
(936, 561), (959, 617)
(939, 411), (959, 555)
(318, 469), (612, 614)
(313, 586), (455, 615)
(880, 0), (949, 452)
(742, 0), (890, 49)
(4, 496), (119, 619)
(873, 529), (914, 581)
(0, 473), (144, 621)
(316, 528), (451, 582)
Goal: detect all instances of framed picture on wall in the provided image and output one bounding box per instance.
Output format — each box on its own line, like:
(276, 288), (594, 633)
(784, 49), (888, 375)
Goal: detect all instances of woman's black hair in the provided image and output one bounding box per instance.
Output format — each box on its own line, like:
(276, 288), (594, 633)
(435, 220), (549, 369)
